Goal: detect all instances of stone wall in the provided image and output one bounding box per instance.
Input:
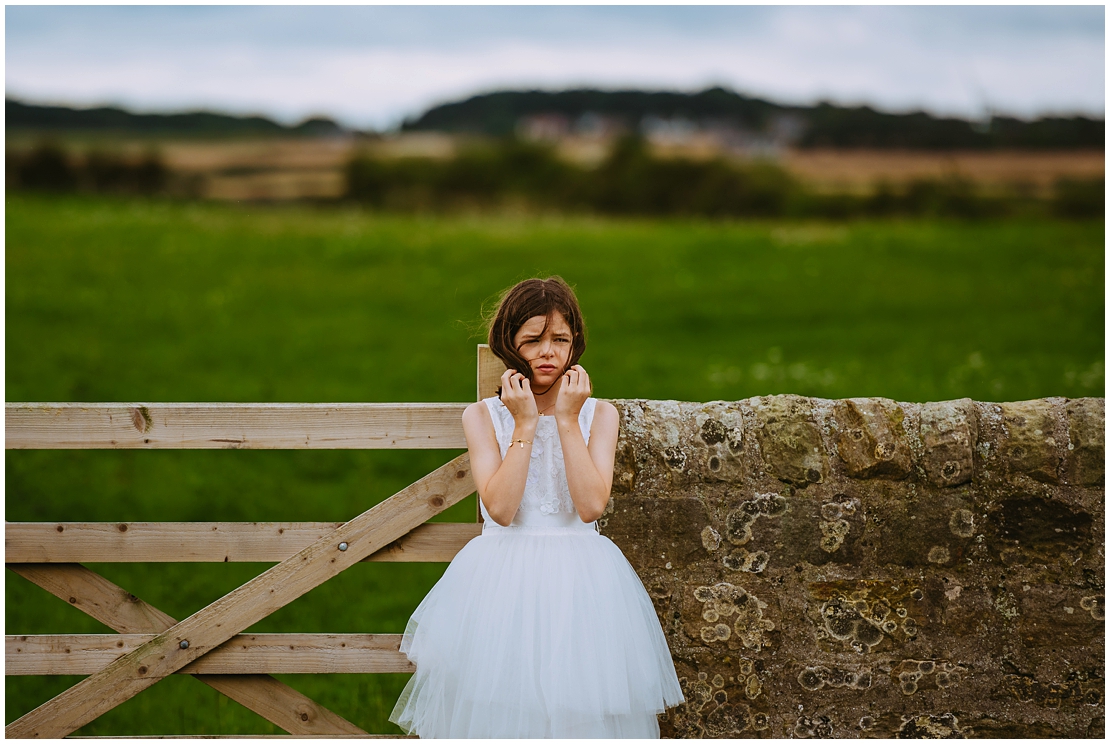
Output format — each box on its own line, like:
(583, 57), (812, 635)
(600, 395), (1104, 738)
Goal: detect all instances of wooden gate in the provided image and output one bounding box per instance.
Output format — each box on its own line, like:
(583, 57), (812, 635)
(5, 346), (508, 738)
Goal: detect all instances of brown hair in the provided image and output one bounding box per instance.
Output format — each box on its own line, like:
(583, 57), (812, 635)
(487, 276), (587, 393)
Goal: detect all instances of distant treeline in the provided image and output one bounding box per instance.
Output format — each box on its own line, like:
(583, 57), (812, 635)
(347, 136), (1104, 219)
(10, 90), (1104, 151)
(6, 98), (343, 138)
(6, 142), (170, 195)
(9, 137), (1103, 219)
(404, 87), (1105, 150)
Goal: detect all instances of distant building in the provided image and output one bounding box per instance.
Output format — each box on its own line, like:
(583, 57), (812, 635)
(573, 111), (628, 139)
(640, 115), (698, 145)
(641, 113), (808, 158)
(768, 114), (807, 146)
(516, 113), (571, 141)
(518, 111), (628, 142)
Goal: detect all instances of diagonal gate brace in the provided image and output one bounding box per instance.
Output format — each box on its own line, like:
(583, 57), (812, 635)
(8, 563), (366, 735)
(7, 453), (474, 739)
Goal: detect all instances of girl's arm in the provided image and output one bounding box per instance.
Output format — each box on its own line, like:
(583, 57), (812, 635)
(554, 366), (619, 523)
(462, 369), (539, 527)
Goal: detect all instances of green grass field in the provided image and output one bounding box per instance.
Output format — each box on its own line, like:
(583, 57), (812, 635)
(5, 194), (1104, 734)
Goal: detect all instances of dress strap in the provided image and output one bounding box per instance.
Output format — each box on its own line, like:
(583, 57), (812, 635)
(579, 397), (598, 445)
(483, 396), (510, 457)
(581, 398), (600, 533)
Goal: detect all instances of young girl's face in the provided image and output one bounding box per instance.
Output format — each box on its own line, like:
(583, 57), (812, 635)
(512, 312), (573, 388)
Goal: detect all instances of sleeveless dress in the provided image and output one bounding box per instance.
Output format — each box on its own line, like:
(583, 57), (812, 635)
(389, 396), (685, 738)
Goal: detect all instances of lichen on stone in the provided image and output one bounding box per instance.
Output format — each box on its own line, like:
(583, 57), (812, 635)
(701, 525), (721, 552)
(1079, 595), (1104, 621)
(798, 664), (873, 691)
(896, 712), (965, 738)
(819, 518), (851, 552)
(794, 715), (833, 738)
(819, 597), (886, 651)
(724, 491), (788, 546)
(723, 547), (770, 573)
(693, 582), (774, 650)
(927, 545), (951, 564)
(949, 508), (976, 537)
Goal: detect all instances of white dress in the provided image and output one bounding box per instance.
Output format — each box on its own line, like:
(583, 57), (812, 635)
(389, 396), (685, 738)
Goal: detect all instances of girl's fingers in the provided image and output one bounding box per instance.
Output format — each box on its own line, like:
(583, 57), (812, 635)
(564, 366), (590, 395)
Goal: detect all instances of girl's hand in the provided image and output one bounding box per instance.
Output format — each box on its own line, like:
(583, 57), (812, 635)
(555, 365), (591, 421)
(500, 368), (539, 427)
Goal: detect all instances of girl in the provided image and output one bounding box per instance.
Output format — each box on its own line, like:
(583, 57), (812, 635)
(389, 276), (684, 738)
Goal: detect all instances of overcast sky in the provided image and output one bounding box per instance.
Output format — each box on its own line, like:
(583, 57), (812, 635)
(5, 4), (1105, 130)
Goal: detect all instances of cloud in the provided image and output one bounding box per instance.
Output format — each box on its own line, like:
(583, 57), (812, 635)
(5, 5), (1104, 129)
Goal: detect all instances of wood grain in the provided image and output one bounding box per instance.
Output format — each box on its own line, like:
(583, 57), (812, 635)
(7, 633), (413, 676)
(476, 344), (504, 522)
(7, 564), (365, 736)
(6, 522), (481, 564)
(9, 563), (179, 634)
(67, 736), (412, 739)
(477, 345), (506, 402)
(6, 453), (474, 739)
(5, 403), (467, 450)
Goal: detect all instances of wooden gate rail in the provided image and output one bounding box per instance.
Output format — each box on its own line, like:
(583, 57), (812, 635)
(6, 347), (507, 738)
(6, 522), (482, 564)
(5, 403), (469, 450)
(8, 633), (414, 676)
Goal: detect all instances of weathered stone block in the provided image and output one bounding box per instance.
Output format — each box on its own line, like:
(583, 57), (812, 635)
(997, 400), (1063, 483)
(833, 398), (913, 479)
(611, 401), (651, 494)
(1017, 584), (1104, 647)
(927, 580), (1005, 647)
(920, 399), (977, 487)
(752, 395), (826, 487)
(1066, 397), (1105, 486)
(694, 402), (745, 483)
(806, 580), (924, 654)
(873, 488), (977, 569)
(602, 496), (710, 571)
(985, 493), (1093, 561)
(724, 488), (867, 569)
(613, 400), (743, 492)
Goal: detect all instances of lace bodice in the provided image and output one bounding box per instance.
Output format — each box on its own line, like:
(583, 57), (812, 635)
(481, 396), (599, 531)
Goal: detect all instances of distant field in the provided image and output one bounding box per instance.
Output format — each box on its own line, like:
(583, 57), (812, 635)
(779, 148), (1105, 196)
(5, 195), (1104, 734)
(7, 134), (1103, 200)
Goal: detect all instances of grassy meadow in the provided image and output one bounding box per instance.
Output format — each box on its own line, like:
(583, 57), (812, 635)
(5, 194), (1104, 734)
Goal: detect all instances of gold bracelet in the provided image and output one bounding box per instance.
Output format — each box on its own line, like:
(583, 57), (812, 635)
(511, 439), (533, 449)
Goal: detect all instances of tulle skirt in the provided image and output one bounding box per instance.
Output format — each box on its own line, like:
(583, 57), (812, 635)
(388, 525), (685, 738)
